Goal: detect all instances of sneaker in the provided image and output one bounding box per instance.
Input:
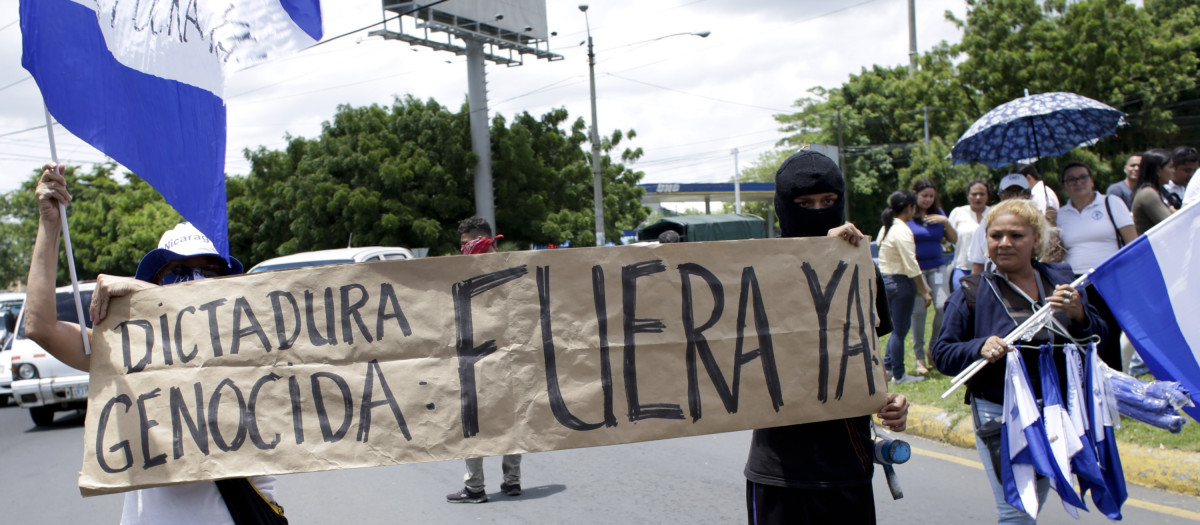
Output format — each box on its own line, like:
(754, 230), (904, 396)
(500, 482), (522, 496)
(892, 373), (925, 384)
(446, 488), (488, 504)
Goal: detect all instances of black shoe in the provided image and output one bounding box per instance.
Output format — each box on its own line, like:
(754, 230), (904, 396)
(500, 482), (522, 496)
(446, 488), (488, 503)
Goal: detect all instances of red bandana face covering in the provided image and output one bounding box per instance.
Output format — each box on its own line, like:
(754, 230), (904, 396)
(460, 234), (502, 255)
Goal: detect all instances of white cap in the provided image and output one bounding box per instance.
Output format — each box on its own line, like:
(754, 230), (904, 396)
(999, 173), (1030, 191)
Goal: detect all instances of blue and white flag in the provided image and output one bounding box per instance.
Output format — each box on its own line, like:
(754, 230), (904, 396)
(1037, 344), (1102, 517)
(1089, 201), (1200, 420)
(1001, 351), (1058, 518)
(21, 0), (323, 258)
(1085, 345), (1127, 519)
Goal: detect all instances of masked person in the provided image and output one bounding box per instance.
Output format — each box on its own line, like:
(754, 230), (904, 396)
(743, 150), (909, 525)
(446, 216), (523, 503)
(24, 164), (283, 524)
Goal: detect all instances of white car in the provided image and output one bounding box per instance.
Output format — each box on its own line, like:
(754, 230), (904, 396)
(10, 283), (93, 426)
(249, 246), (416, 273)
(0, 292), (26, 406)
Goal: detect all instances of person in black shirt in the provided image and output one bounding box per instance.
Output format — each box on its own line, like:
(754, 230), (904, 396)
(744, 150), (909, 524)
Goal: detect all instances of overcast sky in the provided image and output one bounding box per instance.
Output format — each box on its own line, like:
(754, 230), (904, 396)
(0, 0), (970, 196)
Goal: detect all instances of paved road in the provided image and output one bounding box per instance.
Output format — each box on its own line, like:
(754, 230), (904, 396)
(2, 404), (1199, 523)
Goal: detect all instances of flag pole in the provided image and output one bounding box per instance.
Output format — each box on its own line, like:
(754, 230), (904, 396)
(42, 106), (92, 355)
(942, 272), (1090, 399)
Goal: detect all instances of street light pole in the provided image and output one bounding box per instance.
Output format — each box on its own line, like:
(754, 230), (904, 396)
(581, 5), (604, 247)
(732, 147), (741, 214)
(580, 4), (708, 246)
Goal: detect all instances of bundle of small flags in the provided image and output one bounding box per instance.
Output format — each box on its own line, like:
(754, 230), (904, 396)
(1105, 366), (1192, 433)
(1001, 343), (1125, 520)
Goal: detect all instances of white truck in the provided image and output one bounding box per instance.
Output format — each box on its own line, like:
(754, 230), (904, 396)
(0, 292), (27, 406)
(9, 283), (93, 426)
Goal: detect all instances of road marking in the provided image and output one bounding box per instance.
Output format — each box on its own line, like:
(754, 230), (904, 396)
(912, 447), (1200, 519)
(1124, 499), (1200, 520)
(912, 447), (982, 470)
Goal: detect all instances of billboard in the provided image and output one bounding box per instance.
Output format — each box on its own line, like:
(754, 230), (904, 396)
(384, 0), (550, 42)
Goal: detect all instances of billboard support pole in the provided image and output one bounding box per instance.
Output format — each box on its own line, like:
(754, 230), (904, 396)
(465, 39), (496, 232)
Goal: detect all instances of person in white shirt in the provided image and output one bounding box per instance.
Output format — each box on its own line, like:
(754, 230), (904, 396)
(947, 179), (990, 293)
(1165, 146), (1198, 208)
(1186, 173), (1200, 206)
(1058, 162), (1136, 370)
(25, 163), (282, 525)
(968, 174), (1032, 274)
(1017, 163), (1059, 224)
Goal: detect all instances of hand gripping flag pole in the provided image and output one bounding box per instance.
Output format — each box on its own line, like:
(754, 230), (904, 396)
(942, 272), (1091, 399)
(42, 106), (91, 356)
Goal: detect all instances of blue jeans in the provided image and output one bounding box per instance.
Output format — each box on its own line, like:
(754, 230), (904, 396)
(973, 398), (1049, 524)
(882, 274), (915, 380)
(911, 267), (948, 362)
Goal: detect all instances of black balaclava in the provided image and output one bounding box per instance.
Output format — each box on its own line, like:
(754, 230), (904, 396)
(774, 150), (846, 238)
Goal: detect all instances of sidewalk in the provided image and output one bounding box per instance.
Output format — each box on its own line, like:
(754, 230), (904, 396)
(905, 403), (1200, 497)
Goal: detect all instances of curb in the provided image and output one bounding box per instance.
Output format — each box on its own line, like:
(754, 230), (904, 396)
(906, 403), (1200, 497)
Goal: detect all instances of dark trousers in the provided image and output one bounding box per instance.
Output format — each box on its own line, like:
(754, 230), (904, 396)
(746, 480), (875, 525)
(1082, 280), (1122, 371)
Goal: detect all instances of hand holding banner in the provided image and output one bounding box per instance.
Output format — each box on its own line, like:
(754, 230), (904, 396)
(81, 238), (887, 495)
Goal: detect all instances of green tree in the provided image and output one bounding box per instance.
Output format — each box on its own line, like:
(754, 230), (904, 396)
(0, 163), (179, 287)
(773, 0), (1200, 235)
(228, 95), (647, 265)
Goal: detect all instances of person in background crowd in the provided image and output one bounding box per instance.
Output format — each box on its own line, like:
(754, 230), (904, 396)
(908, 178), (956, 376)
(1164, 146), (1198, 208)
(1131, 150), (1176, 235)
(25, 163), (281, 525)
(969, 174), (1032, 274)
(1187, 165), (1200, 206)
(658, 230), (681, 243)
(744, 149), (909, 525)
(932, 199), (1107, 525)
(1105, 154), (1140, 208)
(447, 216), (522, 504)
(1056, 162), (1136, 371)
(877, 190), (930, 384)
(948, 179), (990, 293)
(1017, 163), (1059, 224)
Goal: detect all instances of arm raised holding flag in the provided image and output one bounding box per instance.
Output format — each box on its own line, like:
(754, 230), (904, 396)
(25, 162), (281, 524)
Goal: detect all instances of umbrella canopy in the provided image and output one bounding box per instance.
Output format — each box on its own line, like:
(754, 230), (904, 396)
(951, 92), (1125, 168)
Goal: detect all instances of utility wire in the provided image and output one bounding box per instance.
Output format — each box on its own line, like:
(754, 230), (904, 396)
(0, 76), (32, 94)
(607, 73), (793, 113)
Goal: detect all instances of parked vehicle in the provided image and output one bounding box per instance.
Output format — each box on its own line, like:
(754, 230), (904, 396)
(249, 246), (416, 273)
(637, 213), (768, 242)
(0, 292), (26, 406)
(10, 283), (93, 426)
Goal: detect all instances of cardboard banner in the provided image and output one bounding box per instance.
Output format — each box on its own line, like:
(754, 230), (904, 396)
(80, 238), (888, 495)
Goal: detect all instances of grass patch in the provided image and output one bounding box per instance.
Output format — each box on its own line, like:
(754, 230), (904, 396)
(880, 306), (1200, 451)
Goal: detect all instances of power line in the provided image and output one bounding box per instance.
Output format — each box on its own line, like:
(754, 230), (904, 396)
(0, 76), (32, 94)
(606, 73), (793, 113)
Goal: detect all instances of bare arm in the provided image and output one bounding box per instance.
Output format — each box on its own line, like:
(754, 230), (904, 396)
(24, 164), (155, 372)
(1118, 225), (1136, 245)
(24, 164), (91, 372)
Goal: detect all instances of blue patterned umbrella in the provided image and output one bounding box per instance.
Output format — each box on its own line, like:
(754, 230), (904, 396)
(951, 92), (1125, 168)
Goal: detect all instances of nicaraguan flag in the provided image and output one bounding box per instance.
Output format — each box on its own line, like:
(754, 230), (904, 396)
(1090, 202), (1200, 420)
(1036, 344), (1101, 517)
(1000, 351), (1058, 518)
(21, 0), (323, 258)
(1085, 345), (1127, 519)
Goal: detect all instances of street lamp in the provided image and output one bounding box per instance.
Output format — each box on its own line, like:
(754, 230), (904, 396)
(579, 4), (708, 246)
